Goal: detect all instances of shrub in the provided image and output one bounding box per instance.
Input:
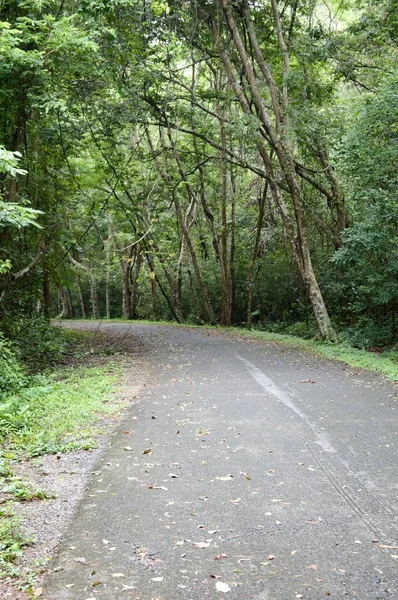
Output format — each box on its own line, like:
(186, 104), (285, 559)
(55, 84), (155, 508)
(0, 334), (27, 399)
(8, 318), (69, 371)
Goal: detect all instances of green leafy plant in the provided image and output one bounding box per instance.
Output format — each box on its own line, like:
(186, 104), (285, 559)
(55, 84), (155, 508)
(0, 504), (29, 574)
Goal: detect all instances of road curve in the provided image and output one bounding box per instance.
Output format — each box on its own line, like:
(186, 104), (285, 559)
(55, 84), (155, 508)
(44, 322), (398, 600)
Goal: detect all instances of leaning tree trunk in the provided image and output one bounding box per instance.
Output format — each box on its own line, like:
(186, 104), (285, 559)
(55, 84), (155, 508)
(211, 7), (337, 341)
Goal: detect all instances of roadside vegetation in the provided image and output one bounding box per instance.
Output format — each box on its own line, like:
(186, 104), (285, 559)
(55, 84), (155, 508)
(0, 322), (123, 589)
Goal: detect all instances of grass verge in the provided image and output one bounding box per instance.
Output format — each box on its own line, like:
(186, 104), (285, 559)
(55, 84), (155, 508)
(0, 334), (125, 587)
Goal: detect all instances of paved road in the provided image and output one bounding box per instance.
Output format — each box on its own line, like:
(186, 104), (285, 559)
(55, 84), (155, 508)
(44, 322), (398, 600)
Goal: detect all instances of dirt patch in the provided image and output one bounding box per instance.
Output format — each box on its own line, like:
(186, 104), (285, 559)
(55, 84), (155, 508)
(1, 326), (148, 599)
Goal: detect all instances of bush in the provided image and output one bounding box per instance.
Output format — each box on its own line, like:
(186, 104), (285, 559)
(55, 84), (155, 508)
(339, 318), (395, 350)
(0, 334), (27, 399)
(8, 318), (69, 371)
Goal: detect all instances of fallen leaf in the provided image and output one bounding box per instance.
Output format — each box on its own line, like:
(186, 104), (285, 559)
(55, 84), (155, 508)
(299, 379), (315, 384)
(215, 581), (231, 593)
(215, 554), (227, 560)
(32, 588), (43, 597)
(210, 574), (222, 579)
(122, 585), (137, 591)
(268, 555), (275, 560)
(194, 542), (211, 549)
(112, 573), (125, 578)
(102, 539), (109, 545)
(74, 557), (87, 563)
(169, 473), (179, 478)
(148, 485), (168, 491)
(143, 449), (153, 455)
(124, 446), (133, 451)
(230, 497), (241, 504)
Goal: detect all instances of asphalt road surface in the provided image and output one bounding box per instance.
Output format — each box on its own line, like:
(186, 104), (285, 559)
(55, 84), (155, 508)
(43, 322), (398, 600)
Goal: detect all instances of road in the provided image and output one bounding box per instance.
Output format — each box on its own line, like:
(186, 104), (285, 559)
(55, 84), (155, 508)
(43, 322), (398, 600)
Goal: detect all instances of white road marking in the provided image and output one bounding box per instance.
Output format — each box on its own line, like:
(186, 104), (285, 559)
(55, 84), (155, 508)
(236, 355), (337, 453)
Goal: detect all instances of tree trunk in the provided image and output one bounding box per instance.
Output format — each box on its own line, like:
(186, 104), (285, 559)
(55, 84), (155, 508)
(105, 243), (111, 320)
(217, 101), (230, 326)
(211, 7), (337, 341)
(165, 123), (216, 324)
(247, 182), (267, 329)
(151, 276), (158, 320)
(76, 275), (87, 318)
(130, 245), (143, 319)
(229, 167), (237, 325)
(90, 276), (99, 319)
(43, 270), (50, 318)
(58, 287), (73, 319)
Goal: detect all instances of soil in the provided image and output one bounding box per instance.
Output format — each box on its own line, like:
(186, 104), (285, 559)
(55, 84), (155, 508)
(0, 325), (148, 599)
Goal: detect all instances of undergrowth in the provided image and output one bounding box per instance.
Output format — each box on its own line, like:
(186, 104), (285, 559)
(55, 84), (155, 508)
(0, 324), (125, 584)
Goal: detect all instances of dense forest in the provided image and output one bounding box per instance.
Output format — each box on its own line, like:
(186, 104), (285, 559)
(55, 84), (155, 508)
(0, 0), (397, 352)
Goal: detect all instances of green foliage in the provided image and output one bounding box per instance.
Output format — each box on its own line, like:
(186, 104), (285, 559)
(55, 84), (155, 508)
(0, 363), (120, 456)
(0, 504), (29, 575)
(0, 334), (27, 400)
(0, 459), (53, 502)
(7, 318), (69, 372)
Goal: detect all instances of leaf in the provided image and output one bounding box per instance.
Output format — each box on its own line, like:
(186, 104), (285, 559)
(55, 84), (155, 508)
(215, 581), (231, 593)
(74, 557), (87, 563)
(124, 446), (133, 451)
(143, 448), (153, 454)
(33, 588), (43, 597)
(194, 542), (211, 549)
(299, 379), (315, 384)
(112, 573), (125, 577)
(230, 497), (241, 504)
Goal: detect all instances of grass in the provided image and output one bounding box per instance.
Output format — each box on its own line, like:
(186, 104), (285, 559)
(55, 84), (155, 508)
(58, 318), (398, 381)
(0, 337), (126, 584)
(0, 363), (122, 457)
(0, 504), (29, 577)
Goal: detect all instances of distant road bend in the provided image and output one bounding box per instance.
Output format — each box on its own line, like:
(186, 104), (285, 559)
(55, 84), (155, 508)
(44, 322), (398, 600)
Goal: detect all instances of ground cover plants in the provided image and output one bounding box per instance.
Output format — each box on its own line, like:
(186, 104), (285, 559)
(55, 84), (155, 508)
(0, 325), (128, 592)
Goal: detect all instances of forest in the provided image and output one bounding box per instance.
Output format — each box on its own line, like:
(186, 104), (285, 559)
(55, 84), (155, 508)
(0, 0), (397, 357)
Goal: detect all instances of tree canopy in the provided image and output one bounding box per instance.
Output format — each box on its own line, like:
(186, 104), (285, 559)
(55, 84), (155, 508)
(0, 0), (397, 348)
